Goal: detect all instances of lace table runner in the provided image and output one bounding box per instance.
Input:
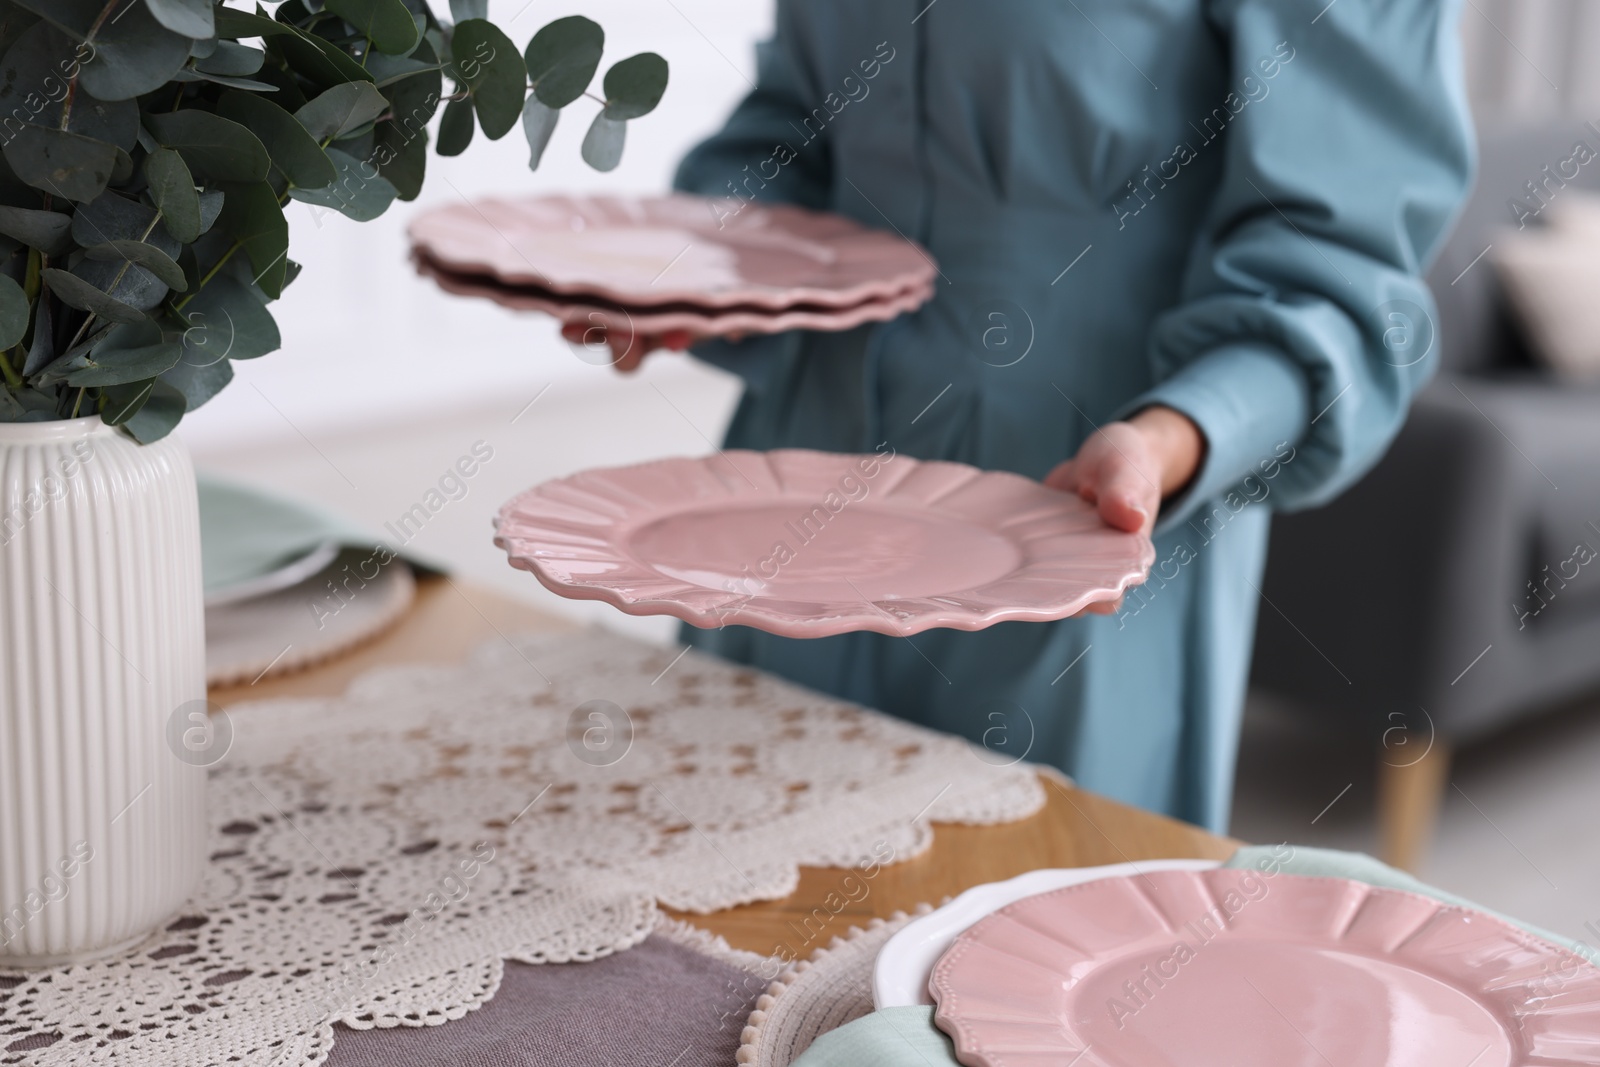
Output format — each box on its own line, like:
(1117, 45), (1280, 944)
(1, 630), (1043, 1066)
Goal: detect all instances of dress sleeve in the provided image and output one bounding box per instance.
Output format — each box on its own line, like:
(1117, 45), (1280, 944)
(670, 1), (833, 393)
(1126, 0), (1475, 531)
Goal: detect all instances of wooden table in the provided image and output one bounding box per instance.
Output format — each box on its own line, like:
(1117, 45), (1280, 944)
(212, 576), (1239, 958)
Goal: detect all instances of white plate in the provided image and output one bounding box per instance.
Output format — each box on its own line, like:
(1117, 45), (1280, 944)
(871, 860), (1220, 1009)
(206, 553), (414, 687)
(204, 538), (341, 608)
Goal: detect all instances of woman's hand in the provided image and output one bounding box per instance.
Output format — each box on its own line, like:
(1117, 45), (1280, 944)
(1044, 405), (1205, 614)
(560, 324), (698, 373)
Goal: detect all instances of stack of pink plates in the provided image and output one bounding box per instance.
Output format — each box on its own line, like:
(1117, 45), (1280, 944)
(874, 864), (1600, 1067)
(408, 194), (937, 339)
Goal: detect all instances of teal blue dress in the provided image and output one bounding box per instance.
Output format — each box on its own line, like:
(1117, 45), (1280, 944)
(672, 0), (1473, 832)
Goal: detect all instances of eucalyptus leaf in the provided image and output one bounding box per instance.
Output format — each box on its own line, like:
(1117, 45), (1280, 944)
(71, 255), (168, 313)
(122, 379), (186, 443)
(0, 5), (37, 55)
(215, 182), (289, 298)
(213, 8), (296, 39)
(6, 0), (94, 38)
(175, 276), (280, 362)
(524, 16), (603, 109)
(602, 52), (668, 120)
(0, 206), (72, 256)
(0, 22), (140, 150)
(171, 68), (279, 92)
(194, 41), (266, 77)
(581, 113), (626, 172)
(144, 0), (215, 39)
(436, 95), (474, 157)
(217, 91), (338, 190)
(160, 354), (233, 412)
(0, 272), (27, 349)
(144, 148), (202, 244)
(296, 83), (390, 143)
(325, 0), (419, 56)
(452, 19), (523, 140)
(56, 320), (113, 367)
(270, 24), (378, 89)
(522, 96), (558, 171)
(41, 267), (146, 324)
(99, 378), (154, 424)
(72, 192), (180, 257)
(20, 288), (53, 375)
(78, 2), (193, 102)
(65, 321), (181, 386)
(144, 110), (272, 184)
(366, 51), (436, 88)
(373, 122), (426, 200)
(2, 126), (117, 202)
(198, 190), (225, 235)
(9, 386), (61, 420)
(289, 148), (398, 222)
(449, 0), (489, 21)
(110, 146), (135, 185)
(84, 241), (188, 293)
(381, 41), (443, 139)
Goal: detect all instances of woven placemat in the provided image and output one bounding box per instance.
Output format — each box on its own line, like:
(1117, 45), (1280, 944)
(205, 552), (414, 687)
(738, 907), (937, 1067)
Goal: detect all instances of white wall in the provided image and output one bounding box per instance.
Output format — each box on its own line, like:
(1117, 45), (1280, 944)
(1462, 0), (1600, 117)
(180, 0), (774, 454)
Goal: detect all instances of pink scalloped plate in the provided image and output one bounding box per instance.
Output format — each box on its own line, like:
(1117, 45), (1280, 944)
(406, 194), (938, 310)
(930, 868), (1600, 1067)
(492, 450), (1154, 638)
(412, 251), (934, 337)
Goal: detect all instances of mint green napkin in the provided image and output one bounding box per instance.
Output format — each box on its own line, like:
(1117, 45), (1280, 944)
(791, 846), (1591, 1067)
(198, 475), (439, 596)
(797, 1007), (951, 1066)
(1225, 844), (1586, 958)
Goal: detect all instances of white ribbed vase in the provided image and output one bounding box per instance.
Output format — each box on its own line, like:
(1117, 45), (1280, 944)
(0, 416), (207, 967)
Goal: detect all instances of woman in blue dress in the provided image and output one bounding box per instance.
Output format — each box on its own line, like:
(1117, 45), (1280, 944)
(581, 0), (1473, 832)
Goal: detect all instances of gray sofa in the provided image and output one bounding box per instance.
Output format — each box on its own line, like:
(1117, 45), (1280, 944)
(1249, 120), (1600, 867)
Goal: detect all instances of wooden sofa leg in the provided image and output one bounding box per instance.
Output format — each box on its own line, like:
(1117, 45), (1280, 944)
(1377, 737), (1451, 873)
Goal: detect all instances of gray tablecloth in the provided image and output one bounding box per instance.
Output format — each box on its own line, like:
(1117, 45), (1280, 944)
(325, 935), (762, 1067)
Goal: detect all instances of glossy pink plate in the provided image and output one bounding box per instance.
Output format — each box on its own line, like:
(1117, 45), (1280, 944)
(406, 194), (938, 310)
(930, 868), (1600, 1067)
(493, 450), (1154, 638)
(412, 251), (935, 337)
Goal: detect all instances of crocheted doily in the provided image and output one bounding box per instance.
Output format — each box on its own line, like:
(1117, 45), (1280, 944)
(0, 630), (1042, 1066)
(738, 909), (934, 1067)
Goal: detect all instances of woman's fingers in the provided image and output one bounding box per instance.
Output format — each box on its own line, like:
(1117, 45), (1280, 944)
(559, 323), (703, 373)
(1095, 457), (1158, 535)
(1042, 458), (1078, 494)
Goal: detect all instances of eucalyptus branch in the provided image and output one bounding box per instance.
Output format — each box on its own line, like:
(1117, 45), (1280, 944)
(0, 1), (667, 440)
(0, 347), (21, 391)
(172, 241), (243, 315)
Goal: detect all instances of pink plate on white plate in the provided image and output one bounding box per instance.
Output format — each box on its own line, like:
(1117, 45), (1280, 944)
(412, 252), (934, 337)
(407, 194), (938, 310)
(930, 867), (1600, 1067)
(873, 861), (1221, 1009)
(493, 450), (1154, 638)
